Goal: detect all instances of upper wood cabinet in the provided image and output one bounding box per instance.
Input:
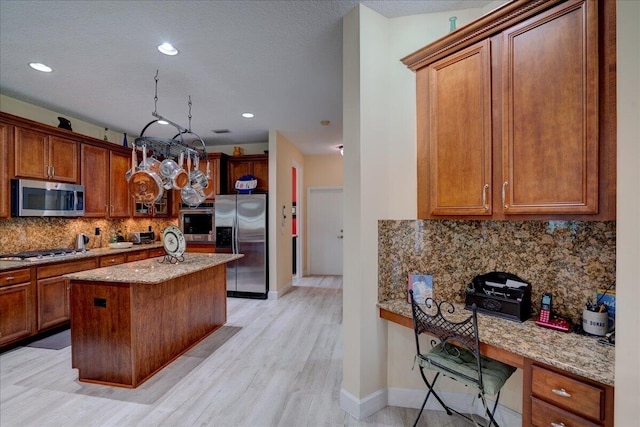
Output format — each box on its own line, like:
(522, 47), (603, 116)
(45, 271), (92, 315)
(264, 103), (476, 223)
(422, 40), (492, 216)
(227, 154), (268, 194)
(81, 143), (131, 218)
(0, 123), (8, 218)
(501, 0), (599, 215)
(405, 0), (615, 220)
(14, 126), (78, 183)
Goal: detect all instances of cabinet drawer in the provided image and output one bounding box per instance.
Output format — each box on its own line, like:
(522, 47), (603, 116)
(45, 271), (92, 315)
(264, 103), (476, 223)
(532, 365), (604, 421)
(1, 268), (31, 287)
(38, 258), (98, 279)
(148, 247), (166, 258)
(532, 397), (600, 427)
(126, 251), (148, 262)
(99, 254), (125, 267)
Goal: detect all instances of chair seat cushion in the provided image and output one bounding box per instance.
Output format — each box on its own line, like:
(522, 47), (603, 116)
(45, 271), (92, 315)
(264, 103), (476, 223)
(416, 343), (516, 395)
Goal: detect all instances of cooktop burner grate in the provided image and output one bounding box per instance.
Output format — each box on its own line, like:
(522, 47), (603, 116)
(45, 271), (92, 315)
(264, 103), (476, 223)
(0, 248), (89, 261)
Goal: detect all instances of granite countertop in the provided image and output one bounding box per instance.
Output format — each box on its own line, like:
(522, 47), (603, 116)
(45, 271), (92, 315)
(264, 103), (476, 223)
(64, 253), (243, 284)
(379, 299), (615, 386)
(0, 244), (165, 271)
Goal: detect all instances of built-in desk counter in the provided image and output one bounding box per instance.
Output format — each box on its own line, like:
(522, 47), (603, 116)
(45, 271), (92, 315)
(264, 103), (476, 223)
(380, 300), (615, 426)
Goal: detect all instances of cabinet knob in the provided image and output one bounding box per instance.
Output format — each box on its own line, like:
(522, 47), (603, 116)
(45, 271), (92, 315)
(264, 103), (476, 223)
(551, 388), (572, 398)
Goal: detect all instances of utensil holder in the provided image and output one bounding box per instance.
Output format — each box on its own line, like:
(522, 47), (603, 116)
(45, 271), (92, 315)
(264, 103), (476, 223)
(582, 309), (608, 336)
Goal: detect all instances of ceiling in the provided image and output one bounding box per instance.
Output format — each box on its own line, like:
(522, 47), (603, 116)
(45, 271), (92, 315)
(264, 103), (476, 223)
(0, 0), (493, 155)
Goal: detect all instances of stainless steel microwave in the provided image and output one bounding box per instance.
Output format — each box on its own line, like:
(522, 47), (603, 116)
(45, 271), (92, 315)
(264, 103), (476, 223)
(179, 205), (215, 243)
(11, 178), (85, 217)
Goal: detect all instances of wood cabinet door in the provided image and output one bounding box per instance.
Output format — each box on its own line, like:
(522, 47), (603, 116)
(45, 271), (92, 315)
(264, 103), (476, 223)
(501, 0), (599, 214)
(37, 276), (70, 331)
(421, 40), (492, 216)
(109, 150), (132, 218)
(0, 282), (33, 345)
(228, 160), (252, 193)
(81, 144), (109, 217)
(0, 123), (8, 218)
(14, 126), (48, 179)
(48, 136), (78, 183)
(252, 158), (269, 192)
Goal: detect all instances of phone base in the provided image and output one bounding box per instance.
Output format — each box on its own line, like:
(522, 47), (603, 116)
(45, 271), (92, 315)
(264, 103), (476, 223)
(535, 316), (572, 332)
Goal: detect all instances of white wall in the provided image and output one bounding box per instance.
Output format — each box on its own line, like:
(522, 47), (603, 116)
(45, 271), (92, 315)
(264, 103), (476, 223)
(0, 94), (127, 144)
(615, 0), (640, 424)
(341, 2), (507, 419)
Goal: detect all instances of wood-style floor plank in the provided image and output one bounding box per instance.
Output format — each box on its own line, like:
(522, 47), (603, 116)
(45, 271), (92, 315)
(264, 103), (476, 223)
(1, 276), (471, 427)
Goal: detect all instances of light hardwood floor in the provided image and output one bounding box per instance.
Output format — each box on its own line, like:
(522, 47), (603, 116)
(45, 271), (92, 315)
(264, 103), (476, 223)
(1, 276), (471, 427)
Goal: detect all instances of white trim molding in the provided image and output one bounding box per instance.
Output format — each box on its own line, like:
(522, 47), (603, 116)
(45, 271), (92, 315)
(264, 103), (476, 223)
(341, 387), (521, 425)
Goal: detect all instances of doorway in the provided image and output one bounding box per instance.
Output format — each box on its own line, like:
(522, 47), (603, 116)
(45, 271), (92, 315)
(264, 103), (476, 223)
(307, 187), (343, 275)
(292, 162), (302, 278)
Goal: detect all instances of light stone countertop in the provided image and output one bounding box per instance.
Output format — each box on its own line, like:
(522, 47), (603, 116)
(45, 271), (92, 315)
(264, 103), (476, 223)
(0, 244), (166, 272)
(64, 253), (243, 284)
(379, 299), (615, 386)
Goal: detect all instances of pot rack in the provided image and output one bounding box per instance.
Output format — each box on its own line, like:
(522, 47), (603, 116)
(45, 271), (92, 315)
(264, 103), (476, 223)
(134, 72), (207, 161)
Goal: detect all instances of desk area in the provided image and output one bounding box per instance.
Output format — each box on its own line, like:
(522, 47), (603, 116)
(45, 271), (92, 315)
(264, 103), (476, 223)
(379, 300), (615, 426)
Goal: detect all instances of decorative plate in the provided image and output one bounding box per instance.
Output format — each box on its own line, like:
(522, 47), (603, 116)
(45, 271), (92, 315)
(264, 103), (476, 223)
(162, 225), (186, 258)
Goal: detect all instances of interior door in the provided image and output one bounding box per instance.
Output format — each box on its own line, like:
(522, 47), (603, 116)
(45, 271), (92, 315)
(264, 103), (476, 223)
(308, 188), (343, 275)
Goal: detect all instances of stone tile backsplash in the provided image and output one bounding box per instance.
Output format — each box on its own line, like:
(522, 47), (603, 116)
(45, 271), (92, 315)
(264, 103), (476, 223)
(378, 220), (616, 324)
(0, 217), (177, 253)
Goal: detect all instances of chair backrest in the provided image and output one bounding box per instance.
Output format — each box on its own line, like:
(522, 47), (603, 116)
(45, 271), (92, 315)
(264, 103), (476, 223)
(409, 290), (484, 389)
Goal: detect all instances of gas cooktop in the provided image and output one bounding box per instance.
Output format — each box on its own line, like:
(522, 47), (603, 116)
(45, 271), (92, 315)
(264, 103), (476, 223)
(0, 248), (90, 262)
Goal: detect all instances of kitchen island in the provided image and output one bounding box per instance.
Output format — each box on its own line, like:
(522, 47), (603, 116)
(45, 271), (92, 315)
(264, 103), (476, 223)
(64, 253), (242, 388)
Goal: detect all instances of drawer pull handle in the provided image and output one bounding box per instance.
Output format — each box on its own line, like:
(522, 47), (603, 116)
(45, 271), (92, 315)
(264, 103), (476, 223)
(5, 276), (14, 281)
(550, 423), (566, 427)
(552, 388), (572, 398)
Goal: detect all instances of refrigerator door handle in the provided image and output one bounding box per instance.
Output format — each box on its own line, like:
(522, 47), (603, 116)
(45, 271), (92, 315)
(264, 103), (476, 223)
(234, 215), (240, 254)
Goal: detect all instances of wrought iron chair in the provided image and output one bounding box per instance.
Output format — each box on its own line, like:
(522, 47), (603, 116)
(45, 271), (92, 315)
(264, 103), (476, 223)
(409, 290), (516, 427)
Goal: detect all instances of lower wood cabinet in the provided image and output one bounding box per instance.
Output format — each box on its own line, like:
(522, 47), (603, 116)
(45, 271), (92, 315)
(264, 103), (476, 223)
(36, 258), (98, 332)
(1, 248), (169, 349)
(524, 359), (614, 427)
(0, 268), (34, 346)
(126, 250), (148, 262)
(99, 254), (126, 267)
(37, 276), (70, 331)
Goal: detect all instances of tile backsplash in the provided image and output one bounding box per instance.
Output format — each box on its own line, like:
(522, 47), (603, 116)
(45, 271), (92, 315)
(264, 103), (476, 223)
(0, 217), (178, 253)
(378, 220), (616, 324)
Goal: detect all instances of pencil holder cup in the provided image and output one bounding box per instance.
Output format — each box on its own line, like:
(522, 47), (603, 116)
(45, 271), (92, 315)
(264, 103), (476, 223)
(582, 309), (608, 336)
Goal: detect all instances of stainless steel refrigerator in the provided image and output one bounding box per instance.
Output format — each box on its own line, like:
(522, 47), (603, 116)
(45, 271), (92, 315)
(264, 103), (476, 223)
(215, 194), (268, 299)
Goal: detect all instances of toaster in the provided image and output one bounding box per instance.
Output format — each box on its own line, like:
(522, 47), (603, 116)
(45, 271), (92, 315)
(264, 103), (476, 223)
(129, 231), (155, 244)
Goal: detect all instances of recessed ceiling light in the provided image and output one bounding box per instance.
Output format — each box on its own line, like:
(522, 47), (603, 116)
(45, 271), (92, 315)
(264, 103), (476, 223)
(242, 112), (254, 118)
(157, 42), (178, 56)
(29, 62), (52, 72)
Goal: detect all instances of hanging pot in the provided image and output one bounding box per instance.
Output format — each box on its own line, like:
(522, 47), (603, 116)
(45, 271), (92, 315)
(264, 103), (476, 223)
(129, 145), (164, 204)
(125, 142), (138, 182)
(181, 153), (206, 207)
(160, 151), (189, 190)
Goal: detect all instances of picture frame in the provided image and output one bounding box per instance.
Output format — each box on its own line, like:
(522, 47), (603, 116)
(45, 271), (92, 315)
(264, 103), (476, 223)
(408, 274), (433, 304)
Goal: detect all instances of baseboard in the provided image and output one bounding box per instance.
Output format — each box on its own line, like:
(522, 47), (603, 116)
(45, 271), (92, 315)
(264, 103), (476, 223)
(340, 388), (388, 421)
(342, 386), (521, 425)
(267, 280), (293, 299)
